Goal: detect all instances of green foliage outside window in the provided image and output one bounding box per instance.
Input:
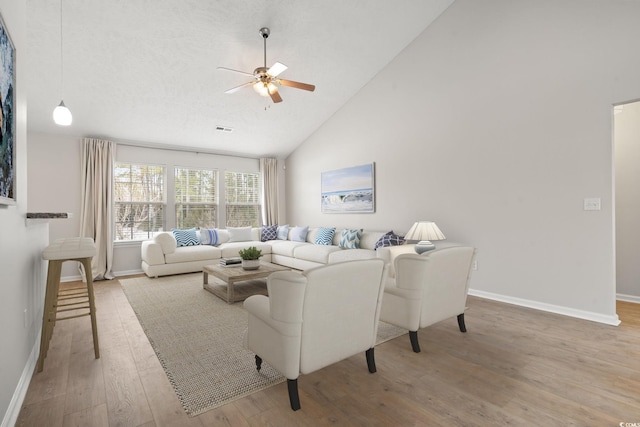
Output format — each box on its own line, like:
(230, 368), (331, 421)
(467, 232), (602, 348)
(175, 167), (218, 229)
(114, 163), (165, 241)
(225, 171), (261, 227)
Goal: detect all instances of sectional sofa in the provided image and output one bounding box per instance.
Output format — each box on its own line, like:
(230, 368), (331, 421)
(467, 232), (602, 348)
(140, 226), (406, 278)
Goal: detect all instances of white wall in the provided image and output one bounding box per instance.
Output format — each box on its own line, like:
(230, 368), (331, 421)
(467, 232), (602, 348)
(27, 134), (280, 278)
(286, 0), (640, 324)
(615, 101), (640, 300)
(27, 133), (82, 279)
(0, 2), (51, 426)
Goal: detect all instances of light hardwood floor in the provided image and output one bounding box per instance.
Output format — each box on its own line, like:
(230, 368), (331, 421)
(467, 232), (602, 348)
(16, 278), (640, 426)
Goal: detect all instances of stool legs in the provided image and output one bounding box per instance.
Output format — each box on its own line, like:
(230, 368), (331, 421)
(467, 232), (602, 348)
(81, 257), (100, 359)
(37, 257), (100, 373)
(37, 260), (62, 372)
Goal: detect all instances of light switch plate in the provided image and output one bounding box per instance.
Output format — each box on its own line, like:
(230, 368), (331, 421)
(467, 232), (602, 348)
(584, 198), (601, 211)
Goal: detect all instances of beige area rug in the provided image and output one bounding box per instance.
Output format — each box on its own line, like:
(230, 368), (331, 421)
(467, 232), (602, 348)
(120, 272), (406, 416)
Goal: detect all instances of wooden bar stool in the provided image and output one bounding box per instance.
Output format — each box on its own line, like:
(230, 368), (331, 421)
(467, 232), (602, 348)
(37, 237), (99, 372)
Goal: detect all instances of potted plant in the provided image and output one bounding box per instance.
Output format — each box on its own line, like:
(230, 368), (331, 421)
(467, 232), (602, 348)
(238, 246), (262, 270)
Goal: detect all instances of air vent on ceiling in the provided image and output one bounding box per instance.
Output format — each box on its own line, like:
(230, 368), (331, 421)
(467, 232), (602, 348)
(216, 126), (234, 133)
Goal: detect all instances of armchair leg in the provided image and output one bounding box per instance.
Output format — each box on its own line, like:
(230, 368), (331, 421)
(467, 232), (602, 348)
(365, 348), (376, 373)
(287, 379), (301, 411)
(457, 313), (467, 333)
(255, 355), (262, 371)
(409, 331), (421, 353)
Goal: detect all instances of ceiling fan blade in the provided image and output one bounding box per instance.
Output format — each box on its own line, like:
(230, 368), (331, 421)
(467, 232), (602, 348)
(278, 79), (316, 92)
(267, 62), (287, 77)
(217, 67), (255, 77)
(269, 87), (283, 103)
(224, 81), (255, 94)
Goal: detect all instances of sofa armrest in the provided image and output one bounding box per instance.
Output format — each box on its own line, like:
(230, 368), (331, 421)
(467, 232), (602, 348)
(141, 240), (165, 266)
(376, 244), (416, 277)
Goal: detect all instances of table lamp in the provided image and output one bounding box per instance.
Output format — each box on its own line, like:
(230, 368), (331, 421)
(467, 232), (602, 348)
(404, 221), (446, 254)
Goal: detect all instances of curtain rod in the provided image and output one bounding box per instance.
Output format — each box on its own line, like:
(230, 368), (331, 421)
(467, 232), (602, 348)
(113, 139), (261, 160)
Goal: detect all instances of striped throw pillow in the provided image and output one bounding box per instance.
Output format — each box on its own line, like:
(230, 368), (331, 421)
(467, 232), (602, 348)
(315, 227), (336, 245)
(172, 228), (199, 247)
(199, 228), (219, 246)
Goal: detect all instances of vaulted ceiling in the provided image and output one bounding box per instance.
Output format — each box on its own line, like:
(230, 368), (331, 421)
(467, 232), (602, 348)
(26, 0), (454, 157)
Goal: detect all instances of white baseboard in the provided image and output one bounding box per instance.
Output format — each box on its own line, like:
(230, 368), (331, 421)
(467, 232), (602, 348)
(60, 273), (83, 282)
(2, 339), (38, 427)
(60, 268), (143, 283)
(113, 268), (143, 277)
(616, 293), (640, 304)
(468, 288), (621, 326)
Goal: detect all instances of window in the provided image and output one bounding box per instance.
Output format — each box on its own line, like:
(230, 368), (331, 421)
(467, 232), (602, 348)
(114, 163), (165, 241)
(175, 167), (218, 229)
(225, 171), (261, 227)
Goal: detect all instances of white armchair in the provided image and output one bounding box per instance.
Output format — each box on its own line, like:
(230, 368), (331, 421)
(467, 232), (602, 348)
(244, 259), (387, 410)
(380, 246), (475, 353)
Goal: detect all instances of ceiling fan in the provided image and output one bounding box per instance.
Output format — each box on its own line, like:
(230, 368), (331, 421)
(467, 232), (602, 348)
(217, 27), (316, 104)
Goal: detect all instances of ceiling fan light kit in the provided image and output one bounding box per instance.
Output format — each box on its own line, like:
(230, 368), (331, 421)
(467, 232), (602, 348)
(218, 27), (315, 104)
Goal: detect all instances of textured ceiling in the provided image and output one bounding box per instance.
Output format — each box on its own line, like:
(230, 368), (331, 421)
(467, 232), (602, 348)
(26, 0), (454, 158)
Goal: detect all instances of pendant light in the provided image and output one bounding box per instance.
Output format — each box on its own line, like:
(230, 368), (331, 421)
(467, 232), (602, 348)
(53, 0), (72, 126)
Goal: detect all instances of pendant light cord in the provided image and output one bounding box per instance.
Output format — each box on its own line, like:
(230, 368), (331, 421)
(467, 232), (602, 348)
(59, 0), (64, 98)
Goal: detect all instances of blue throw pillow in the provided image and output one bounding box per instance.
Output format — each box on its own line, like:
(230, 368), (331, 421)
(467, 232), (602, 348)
(277, 225), (289, 240)
(374, 231), (405, 250)
(315, 227), (336, 245)
(261, 224), (278, 242)
(198, 228), (219, 246)
(339, 228), (362, 249)
(172, 228), (199, 247)
(290, 226), (309, 242)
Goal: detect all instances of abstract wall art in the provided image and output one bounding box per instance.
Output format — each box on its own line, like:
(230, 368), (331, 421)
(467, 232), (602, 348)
(0, 12), (15, 205)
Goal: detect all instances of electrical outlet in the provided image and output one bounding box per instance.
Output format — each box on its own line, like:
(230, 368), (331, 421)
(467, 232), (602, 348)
(584, 198), (601, 211)
(472, 260), (478, 271)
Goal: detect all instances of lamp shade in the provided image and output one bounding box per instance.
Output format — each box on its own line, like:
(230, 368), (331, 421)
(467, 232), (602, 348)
(53, 100), (72, 126)
(404, 221), (446, 242)
(405, 221), (445, 253)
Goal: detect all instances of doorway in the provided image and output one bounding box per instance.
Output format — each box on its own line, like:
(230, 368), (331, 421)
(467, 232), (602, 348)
(614, 99), (640, 305)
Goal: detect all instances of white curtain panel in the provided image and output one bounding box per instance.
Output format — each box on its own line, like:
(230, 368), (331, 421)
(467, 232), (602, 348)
(79, 138), (115, 280)
(260, 158), (279, 226)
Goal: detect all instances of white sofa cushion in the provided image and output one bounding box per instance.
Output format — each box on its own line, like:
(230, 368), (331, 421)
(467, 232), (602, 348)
(359, 231), (388, 250)
(328, 248), (377, 264)
(293, 244), (341, 264)
(219, 241), (272, 258)
(165, 245), (221, 263)
(216, 229), (230, 244)
(270, 240), (307, 257)
(228, 227), (253, 242)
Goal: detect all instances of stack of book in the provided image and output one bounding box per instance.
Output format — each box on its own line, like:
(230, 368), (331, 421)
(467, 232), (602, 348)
(220, 257), (242, 266)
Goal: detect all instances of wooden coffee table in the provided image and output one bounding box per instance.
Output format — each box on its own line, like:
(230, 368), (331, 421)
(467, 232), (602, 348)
(202, 261), (290, 304)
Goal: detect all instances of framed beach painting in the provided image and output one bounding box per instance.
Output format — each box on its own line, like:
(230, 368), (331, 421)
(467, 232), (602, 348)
(321, 163), (375, 213)
(0, 13), (15, 205)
